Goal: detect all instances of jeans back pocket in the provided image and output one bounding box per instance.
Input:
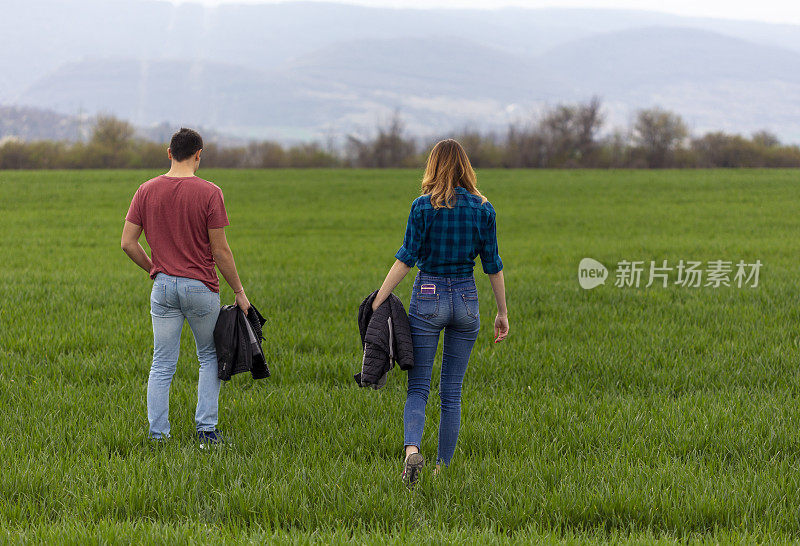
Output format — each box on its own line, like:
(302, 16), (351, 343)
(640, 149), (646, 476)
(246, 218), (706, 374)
(461, 292), (479, 319)
(184, 285), (218, 317)
(415, 294), (439, 319)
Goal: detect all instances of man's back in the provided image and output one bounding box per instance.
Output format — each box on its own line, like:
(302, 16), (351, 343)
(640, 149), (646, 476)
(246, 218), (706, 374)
(126, 175), (229, 291)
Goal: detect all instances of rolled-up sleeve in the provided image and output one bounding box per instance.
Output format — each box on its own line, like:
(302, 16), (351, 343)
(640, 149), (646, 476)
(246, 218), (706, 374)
(480, 205), (503, 274)
(395, 201), (422, 267)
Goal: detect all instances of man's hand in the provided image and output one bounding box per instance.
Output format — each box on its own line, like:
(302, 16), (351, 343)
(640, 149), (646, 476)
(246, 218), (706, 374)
(494, 313), (509, 343)
(235, 289), (251, 316)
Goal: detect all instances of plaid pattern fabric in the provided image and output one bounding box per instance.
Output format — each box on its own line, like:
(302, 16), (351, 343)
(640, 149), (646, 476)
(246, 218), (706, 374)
(395, 187), (503, 277)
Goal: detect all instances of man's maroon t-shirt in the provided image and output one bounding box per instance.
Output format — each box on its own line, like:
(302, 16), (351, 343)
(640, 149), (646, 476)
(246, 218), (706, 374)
(126, 175), (229, 292)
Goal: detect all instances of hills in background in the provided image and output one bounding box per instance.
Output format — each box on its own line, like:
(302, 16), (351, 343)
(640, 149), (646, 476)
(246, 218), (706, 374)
(4, 1), (800, 143)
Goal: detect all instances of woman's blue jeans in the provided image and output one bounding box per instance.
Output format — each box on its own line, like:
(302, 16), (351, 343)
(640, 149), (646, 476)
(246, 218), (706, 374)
(148, 273), (221, 439)
(404, 272), (480, 466)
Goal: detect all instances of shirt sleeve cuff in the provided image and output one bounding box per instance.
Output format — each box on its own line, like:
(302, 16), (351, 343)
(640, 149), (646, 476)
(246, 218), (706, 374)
(482, 257), (503, 275)
(395, 247), (416, 267)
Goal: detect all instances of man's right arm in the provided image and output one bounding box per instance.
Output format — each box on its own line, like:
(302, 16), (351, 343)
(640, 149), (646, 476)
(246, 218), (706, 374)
(121, 221), (153, 273)
(209, 227), (251, 314)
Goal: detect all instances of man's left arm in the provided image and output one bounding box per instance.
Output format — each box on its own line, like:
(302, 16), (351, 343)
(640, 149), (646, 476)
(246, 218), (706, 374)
(121, 221), (153, 273)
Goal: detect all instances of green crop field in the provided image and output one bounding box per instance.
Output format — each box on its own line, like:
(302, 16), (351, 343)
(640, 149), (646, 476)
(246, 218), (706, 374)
(2, 168), (800, 543)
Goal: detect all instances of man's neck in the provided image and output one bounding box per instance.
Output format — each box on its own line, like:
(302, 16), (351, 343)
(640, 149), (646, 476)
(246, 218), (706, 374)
(164, 170), (196, 177)
(165, 163), (196, 178)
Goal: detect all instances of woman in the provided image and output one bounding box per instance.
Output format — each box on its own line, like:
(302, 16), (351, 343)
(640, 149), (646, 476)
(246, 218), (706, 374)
(371, 139), (509, 487)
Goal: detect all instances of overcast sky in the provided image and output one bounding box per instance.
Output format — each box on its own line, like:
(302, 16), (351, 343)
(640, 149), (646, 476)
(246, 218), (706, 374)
(182, 0), (800, 26)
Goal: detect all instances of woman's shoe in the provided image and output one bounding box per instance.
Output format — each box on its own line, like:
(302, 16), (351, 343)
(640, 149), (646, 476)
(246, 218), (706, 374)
(402, 452), (425, 489)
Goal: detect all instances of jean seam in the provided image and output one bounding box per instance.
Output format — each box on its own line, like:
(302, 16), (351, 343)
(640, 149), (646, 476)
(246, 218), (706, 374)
(186, 286), (210, 293)
(151, 284), (168, 316)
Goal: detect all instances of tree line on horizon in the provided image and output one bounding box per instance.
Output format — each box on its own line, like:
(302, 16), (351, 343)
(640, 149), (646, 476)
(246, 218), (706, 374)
(1, 99), (800, 169)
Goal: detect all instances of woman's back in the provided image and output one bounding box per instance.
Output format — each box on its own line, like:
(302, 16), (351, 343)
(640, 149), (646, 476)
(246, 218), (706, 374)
(395, 187), (503, 278)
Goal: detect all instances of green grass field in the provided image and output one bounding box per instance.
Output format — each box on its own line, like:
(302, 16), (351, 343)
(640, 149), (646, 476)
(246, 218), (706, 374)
(1, 168), (800, 543)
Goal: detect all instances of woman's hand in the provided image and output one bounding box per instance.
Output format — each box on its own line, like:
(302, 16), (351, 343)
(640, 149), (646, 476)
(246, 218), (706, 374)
(494, 313), (509, 343)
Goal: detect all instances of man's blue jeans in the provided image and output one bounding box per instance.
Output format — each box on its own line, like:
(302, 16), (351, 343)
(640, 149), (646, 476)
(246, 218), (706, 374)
(404, 272), (480, 466)
(148, 273), (221, 439)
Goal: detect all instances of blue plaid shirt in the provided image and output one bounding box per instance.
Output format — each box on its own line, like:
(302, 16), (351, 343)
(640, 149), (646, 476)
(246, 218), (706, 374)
(395, 187), (503, 277)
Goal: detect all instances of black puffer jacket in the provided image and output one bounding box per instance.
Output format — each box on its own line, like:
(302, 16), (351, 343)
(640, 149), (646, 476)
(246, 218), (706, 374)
(214, 303), (270, 381)
(355, 290), (414, 389)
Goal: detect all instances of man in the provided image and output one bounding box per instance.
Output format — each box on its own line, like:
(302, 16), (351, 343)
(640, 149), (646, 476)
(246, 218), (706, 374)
(121, 128), (250, 445)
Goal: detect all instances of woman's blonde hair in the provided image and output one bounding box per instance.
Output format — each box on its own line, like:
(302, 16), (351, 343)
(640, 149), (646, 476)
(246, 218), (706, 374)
(421, 139), (487, 209)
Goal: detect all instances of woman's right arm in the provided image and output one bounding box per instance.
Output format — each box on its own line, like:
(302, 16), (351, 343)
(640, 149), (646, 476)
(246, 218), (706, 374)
(372, 259), (412, 311)
(489, 271), (509, 343)
(374, 199), (420, 311)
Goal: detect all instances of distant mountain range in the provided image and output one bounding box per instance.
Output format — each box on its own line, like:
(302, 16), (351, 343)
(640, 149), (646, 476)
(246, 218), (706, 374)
(0, 105), (236, 145)
(3, 1), (800, 142)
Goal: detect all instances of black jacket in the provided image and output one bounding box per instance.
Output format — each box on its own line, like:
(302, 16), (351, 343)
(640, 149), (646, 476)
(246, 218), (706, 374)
(355, 290), (414, 389)
(214, 303), (270, 381)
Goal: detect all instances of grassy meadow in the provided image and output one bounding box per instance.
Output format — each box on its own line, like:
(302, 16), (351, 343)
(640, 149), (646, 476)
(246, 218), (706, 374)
(1, 168), (800, 543)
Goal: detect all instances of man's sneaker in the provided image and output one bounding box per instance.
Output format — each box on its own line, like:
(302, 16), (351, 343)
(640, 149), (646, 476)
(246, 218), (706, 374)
(402, 452), (425, 489)
(149, 435), (169, 447)
(198, 429), (224, 449)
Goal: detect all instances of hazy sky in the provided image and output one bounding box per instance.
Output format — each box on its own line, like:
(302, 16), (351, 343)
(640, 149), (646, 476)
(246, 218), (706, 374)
(183, 0), (800, 26)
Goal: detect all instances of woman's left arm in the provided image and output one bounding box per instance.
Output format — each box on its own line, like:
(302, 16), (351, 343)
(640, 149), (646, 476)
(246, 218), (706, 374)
(372, 259), (412, 311)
